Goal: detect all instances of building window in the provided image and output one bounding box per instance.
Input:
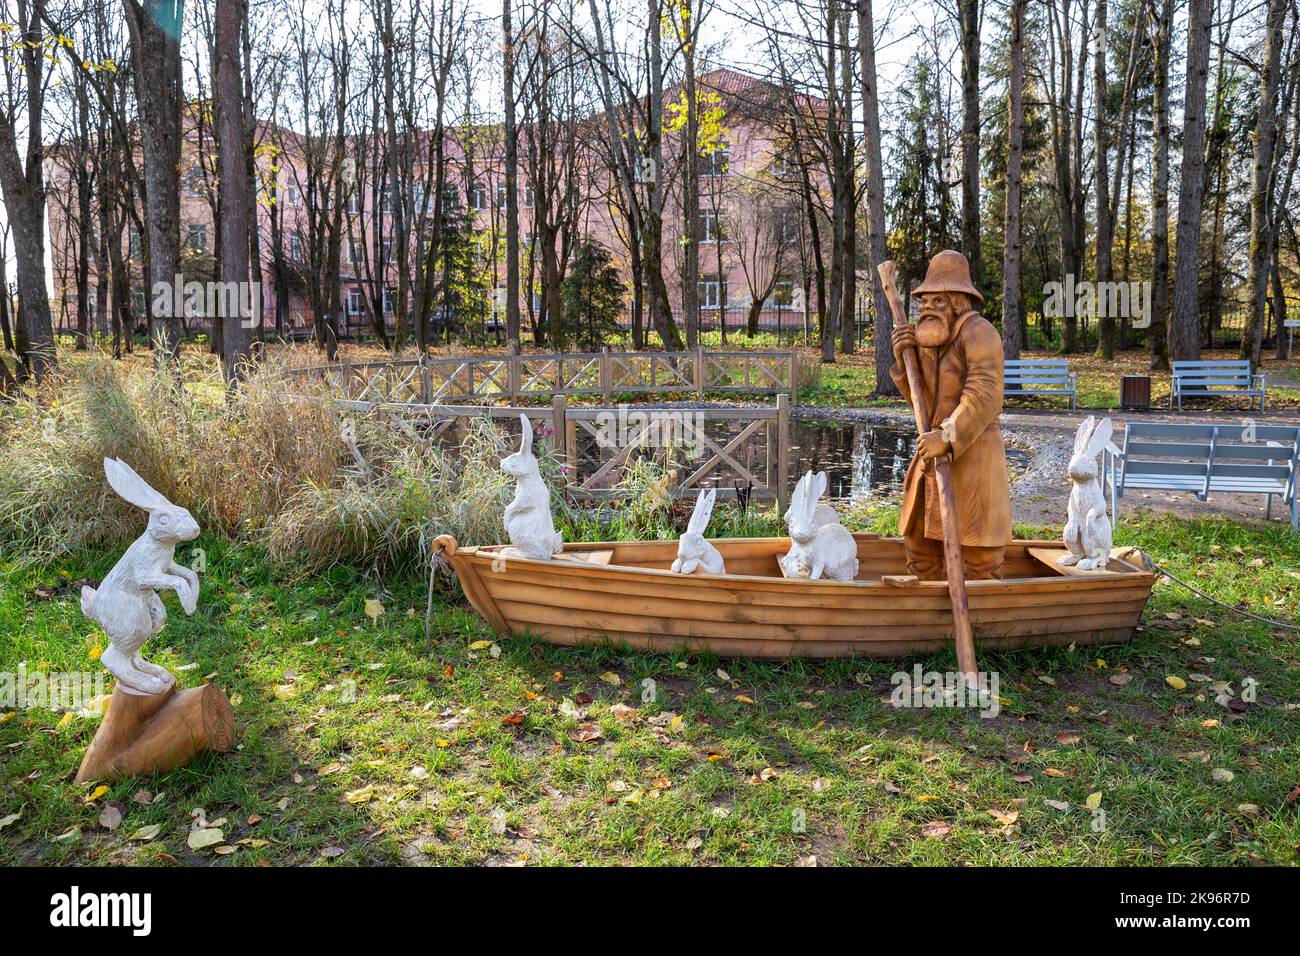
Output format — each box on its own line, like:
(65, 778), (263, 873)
(348, 237), (362, 264)
(185, 224), (207, 252)
(772, 147), (798, 177)
(471, 185), (487, 211)
(698, 209), (723, 243)
(523, 185), (535, 208)
(382, 286), (396, 314)
(700, 148), (730, 177)
(347, 288), (363, 315)
(772, 207), (800, 244)
(773, 277), (796, 307)
(441, 185), (459, 209)
(128, 227), (141, 260)
(183, 166), (205, 197)
(497, 184), (508, 210)
(346, 191), (362, 215)
(132, 290), (146, 316)
(698, 275), (727, 309)
(290, 234), (303, 261)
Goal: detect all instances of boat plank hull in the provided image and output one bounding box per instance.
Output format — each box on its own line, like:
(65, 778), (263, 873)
(442, 535), (1156, 660)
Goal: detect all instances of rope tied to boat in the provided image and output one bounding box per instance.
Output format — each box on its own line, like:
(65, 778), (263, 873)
(1150, 561), (1300, 633)
(425, 535), (457, 646)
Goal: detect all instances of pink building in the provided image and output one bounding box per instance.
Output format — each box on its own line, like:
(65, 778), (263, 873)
(47, 68), (838, 344)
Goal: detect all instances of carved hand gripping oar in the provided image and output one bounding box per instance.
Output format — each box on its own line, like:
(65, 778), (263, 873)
(877, 262), (979, 689)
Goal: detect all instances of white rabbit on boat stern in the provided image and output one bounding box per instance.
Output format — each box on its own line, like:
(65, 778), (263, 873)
(672, 487), (725, 575)
(781, 471), (859, 581)
(1061, 416), (1114, 571)
(500, 414), (564, 560)
(80, 458), (201, 696)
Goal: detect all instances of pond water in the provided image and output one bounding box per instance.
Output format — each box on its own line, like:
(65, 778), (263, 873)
(557, 413), (1029, 502)
(790, 419), (1029, 503)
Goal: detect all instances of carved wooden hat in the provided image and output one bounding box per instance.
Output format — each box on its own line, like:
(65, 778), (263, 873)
(910, 249), (983, 304)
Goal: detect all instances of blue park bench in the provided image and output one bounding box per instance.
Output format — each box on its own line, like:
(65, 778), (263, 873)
(1169, 360), (1266, 413)
(1105, 421), (1299, 531)
(1004, 359), (1077, 409)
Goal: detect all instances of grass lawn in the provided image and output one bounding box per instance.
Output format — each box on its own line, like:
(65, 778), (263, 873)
(2, 510), (1298, 866)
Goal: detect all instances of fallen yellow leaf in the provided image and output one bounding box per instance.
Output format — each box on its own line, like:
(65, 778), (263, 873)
(342, 785), (375, 804)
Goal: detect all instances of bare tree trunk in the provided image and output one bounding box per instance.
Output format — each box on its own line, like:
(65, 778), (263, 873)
(645, 0), (681, 349)
(681, 5), (701, 350)
(1169, 0), (1212, 362)
(242, 8), (263, 345)
(0, 0), (56, 380)
(124, 0), (185, 363)
(959, 0), (981, 285)
(503, 0), (521, 352)
(1002, 0), (1025, 359)
(837, 6), (855, 355)
(856, 0), (894, 395)
(1149, 0), (1173, 370)
(215, 0), (252, 382)
(1243, 0), (1285, 366)
(1093, 0), (1116, 359)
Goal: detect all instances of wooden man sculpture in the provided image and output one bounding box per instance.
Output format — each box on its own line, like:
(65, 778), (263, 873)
(885, 251), (1012, 581)
(75, 459), (234, 783)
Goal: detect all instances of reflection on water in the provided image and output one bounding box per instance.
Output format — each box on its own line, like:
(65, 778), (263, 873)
(791, 419), (1029, 503)
(560, 413), (1027, 501)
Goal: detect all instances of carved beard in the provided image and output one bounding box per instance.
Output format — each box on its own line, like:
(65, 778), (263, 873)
(915, 315), (952, 348)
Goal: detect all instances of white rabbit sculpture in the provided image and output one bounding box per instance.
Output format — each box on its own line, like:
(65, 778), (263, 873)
(500, 414), (563, 560)
(81, 458), (201, 696)
(671, 487), (725, 575)
(781, 470), (859, 581)
(1061, 416), (1114, 571)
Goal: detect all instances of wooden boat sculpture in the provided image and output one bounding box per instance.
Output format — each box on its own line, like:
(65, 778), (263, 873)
(434, 533), (1155, 660)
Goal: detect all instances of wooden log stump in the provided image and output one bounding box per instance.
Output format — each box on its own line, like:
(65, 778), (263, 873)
(75, 684), (235, 784)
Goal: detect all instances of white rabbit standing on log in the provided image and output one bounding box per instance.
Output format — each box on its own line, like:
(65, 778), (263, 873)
(81, 458), (201, 696)
(1061, 416), (1114, 571)
(500, 414), (563, 560)
(781, 471), (859, 581)
(671, 487), (725, 575)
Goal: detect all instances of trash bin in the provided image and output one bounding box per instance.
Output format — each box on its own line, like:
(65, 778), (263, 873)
(1120, 375), (1151, 411)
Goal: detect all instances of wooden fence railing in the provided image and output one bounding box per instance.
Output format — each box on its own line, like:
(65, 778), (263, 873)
(289, 348), (800, 404)
(337, 394), (791, 508)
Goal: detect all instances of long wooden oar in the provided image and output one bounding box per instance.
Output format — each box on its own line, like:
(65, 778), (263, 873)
(877, 261), (979, 688)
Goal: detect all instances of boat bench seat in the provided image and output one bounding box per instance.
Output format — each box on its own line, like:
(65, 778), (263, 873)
(1106, 422), (1299, 531)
